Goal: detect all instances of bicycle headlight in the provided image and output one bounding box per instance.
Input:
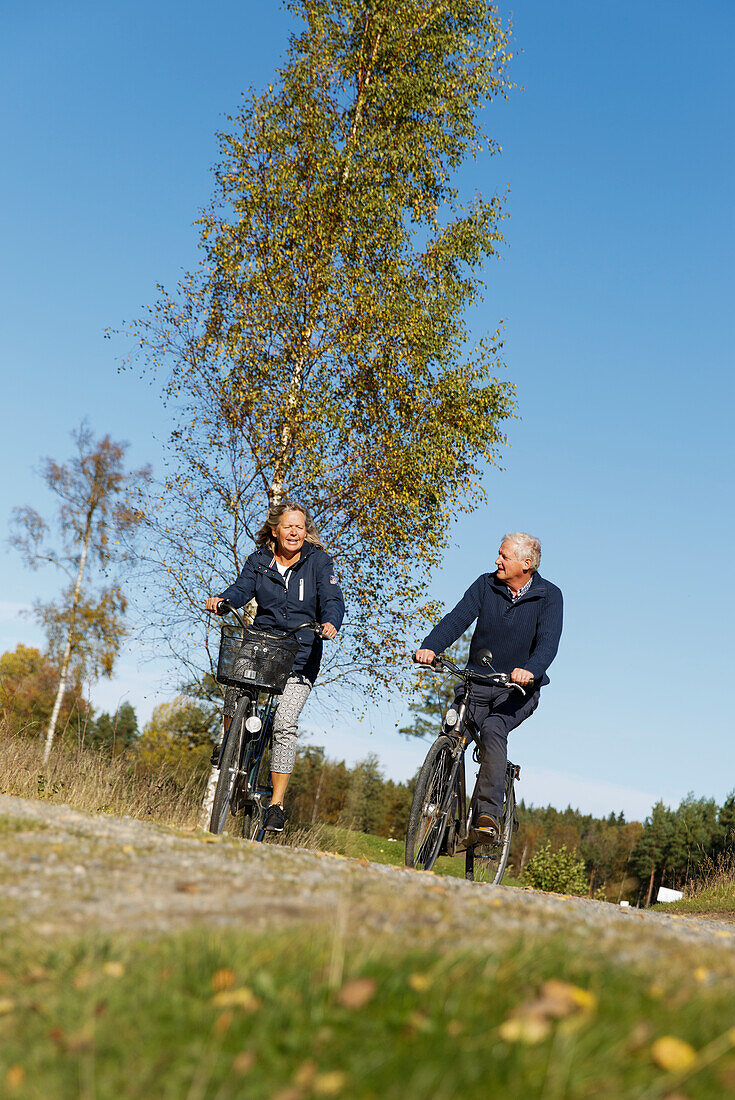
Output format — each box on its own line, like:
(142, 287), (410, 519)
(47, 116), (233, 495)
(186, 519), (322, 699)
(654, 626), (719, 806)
(444, 708), (459, 728)
(245, 716), (262, 734)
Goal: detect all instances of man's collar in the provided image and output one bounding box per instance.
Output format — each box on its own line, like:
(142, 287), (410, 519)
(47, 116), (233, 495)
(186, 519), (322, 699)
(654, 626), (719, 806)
(507, 575), (534, 600)
(491, 571), (542, 598)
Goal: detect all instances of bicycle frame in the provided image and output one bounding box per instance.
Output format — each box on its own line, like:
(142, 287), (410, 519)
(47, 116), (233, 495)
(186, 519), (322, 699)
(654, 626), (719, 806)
(409, 654), (527, 867)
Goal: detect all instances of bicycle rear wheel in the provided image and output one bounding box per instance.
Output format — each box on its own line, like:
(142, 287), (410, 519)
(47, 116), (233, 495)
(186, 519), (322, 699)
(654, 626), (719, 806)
(210, 698), (248, 834)
(405, 735), (458, 871)
(241, 806), (264, 841)
(465, 769), (516, 885)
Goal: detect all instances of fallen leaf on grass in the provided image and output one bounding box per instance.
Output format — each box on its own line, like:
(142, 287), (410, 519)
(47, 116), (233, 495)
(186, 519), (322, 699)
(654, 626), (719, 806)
(66, 1026), (95, 1053)
(405, 1011), (433, 1034)
(651, 1036), (698, 1072)
(102, 961), (125, 979)
(538, 979), (597, 1014)
(22, 967), (49, 985)
(693, 967), (711, 984)
(214, 1011), (232, 1035)
(5, 1065), (25, 1090)
(0, 998), (15, 1016)
(336, 978), (377, 1009)
(314, 1070), (348, 1095)
(232, 1051), (255, 1075)
(293, 1060), (318, 1087)
(211, 968), (236, 992)
(357, 856), (370, 867)
(211, 987), (260, 1012)
(73, 970), (93, 991)
(499, 979), (595, 1044)
(498, 1016), (552, 1044)
(627, 1021), (653, 1052)
(408, 973), (432, 993)
(176, 882), (200, 894)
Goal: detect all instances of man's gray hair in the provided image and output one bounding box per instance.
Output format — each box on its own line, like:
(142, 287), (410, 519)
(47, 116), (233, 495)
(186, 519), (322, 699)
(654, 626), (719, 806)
(503, 532), (541, 573)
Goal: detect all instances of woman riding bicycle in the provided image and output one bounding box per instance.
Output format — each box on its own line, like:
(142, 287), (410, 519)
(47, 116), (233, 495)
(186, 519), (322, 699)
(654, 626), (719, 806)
(205, 501), (344, 832)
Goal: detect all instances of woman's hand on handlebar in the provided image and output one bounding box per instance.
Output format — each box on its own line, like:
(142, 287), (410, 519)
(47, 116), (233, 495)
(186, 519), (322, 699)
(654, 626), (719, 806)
(205, 597), (224, 614)
(320, 622), (337, 640)
(414, 648), (436, 665)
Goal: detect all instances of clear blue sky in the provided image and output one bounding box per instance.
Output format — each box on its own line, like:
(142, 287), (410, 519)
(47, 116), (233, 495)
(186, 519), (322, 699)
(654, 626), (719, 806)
(2, 1), (733, 820)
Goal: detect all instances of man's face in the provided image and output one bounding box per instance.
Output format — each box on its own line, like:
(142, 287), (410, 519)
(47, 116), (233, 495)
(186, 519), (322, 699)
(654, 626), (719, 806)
(495, 540), (530, 585)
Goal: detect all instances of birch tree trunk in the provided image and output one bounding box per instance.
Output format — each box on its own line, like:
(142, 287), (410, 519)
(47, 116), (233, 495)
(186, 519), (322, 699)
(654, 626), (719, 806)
(42, 514), (92, 764)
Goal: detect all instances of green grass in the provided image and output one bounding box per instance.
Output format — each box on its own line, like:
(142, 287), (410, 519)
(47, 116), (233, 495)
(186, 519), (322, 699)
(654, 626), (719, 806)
(290, 823), (520, 885)
(660, 893), (735, 917)
(1, 923), (735, 1098)
(0, 814), (47, 835)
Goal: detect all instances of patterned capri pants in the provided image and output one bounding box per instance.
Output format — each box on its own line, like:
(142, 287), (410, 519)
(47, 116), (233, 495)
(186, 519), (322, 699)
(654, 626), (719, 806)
(223, 676), (312, 775)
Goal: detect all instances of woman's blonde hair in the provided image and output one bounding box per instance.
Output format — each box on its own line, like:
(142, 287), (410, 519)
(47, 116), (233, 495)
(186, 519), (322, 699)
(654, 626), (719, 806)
(255, 500), (324, 553)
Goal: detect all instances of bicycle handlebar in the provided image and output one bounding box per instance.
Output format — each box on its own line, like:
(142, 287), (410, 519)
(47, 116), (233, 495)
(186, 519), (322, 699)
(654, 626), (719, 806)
(214, 600), (327, 640)
(413, 653), (532, 697)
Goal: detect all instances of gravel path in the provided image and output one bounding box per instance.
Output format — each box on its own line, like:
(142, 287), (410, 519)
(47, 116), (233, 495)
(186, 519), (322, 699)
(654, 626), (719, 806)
(2, 794), (734, 972)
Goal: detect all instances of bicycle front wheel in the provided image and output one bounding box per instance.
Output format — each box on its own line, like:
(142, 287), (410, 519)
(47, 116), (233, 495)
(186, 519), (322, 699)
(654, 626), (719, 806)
(405, 735), (458, 871)
(210, 699), (248, 834)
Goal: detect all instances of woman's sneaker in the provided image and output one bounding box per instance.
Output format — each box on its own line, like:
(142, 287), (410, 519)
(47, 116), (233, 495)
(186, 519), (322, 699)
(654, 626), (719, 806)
(264, 804), (285, 832)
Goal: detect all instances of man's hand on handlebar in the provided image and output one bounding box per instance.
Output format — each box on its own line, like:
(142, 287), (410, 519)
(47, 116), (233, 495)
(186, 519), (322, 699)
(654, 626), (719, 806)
(321, 622), (337, 640)
(511, 667), (534, 687)
(414, 649), (437, 665)
(205, 597), (224, 614)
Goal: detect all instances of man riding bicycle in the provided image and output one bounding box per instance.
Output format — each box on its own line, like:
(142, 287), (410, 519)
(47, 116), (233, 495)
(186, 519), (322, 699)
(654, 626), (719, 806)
(415, 532), (563, 839)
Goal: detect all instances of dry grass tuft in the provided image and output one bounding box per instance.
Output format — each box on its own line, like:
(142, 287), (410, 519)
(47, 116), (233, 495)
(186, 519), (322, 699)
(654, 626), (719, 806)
(0, 732), (206, 829)
(684, 850), (735, 901)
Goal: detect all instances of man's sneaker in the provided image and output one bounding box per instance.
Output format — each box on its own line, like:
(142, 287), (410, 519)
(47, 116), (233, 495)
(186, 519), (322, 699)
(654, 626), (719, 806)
(475, 813), (499, 837)
(210, 746), (220, 766)
(264, 804), (285, 832)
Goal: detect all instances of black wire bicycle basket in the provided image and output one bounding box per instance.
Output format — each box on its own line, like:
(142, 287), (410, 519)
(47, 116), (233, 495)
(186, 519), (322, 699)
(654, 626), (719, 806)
(216, 623), (301, 694)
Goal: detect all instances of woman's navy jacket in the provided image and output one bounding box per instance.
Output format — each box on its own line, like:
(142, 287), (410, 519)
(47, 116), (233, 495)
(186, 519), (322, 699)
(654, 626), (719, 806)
(421, 571), (563, 686)
(218, 542), (345, 683)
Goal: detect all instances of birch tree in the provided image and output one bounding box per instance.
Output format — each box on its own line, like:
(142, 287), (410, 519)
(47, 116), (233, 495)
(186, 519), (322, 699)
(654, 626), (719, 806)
(9, 424), (150, 762)
(122, 0), (517, 687)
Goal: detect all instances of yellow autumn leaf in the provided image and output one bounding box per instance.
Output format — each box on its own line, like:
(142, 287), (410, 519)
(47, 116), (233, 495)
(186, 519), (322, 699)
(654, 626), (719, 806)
(499, 1016), (552, 1044)
(211, 987), (260, 1011)
(650, 1035), (698, 1072)
(0, 998), (16, 1016)
(5, 1065), (25, 1090)
(540, 979), (597, 1013)
(408, 973), (432, 993)
(211, 968), (236, 992)
(313, 1070), (348, 1096)
(102, 961), (125, 979)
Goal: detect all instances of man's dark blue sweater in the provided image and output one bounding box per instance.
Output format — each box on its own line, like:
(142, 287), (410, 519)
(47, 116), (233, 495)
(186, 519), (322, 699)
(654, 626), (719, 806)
(421, 570), (563, 686)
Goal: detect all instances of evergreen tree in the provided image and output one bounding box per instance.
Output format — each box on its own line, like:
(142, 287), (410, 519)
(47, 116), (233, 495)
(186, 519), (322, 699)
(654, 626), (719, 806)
(88, 702), (139, 755)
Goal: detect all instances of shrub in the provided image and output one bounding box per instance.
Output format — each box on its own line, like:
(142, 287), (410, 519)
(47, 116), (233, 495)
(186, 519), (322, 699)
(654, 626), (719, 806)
(523, 841), (589, 896)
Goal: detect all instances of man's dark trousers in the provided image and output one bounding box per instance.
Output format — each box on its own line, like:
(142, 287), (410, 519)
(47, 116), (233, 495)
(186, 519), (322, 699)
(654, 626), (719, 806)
(458, 682), (541, 820)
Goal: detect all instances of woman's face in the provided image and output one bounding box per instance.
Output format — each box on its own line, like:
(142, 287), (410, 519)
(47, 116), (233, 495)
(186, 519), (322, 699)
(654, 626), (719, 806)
(275, 510), (307, 556)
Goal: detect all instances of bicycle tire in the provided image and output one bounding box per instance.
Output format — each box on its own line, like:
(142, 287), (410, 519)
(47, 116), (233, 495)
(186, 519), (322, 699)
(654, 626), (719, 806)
(465, 773), (516, 885)
(241, 808), (263, 841)
(209, 698), (248, 834)
(405, 735), (458, 871)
